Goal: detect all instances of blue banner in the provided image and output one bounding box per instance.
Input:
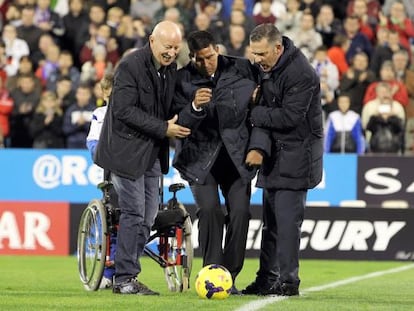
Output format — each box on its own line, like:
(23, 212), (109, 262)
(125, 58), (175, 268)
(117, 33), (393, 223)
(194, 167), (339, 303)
(0, 150), (357, 205)
(306, 154), (358, 206)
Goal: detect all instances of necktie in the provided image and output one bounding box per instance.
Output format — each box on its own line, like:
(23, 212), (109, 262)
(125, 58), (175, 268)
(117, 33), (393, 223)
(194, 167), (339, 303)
(158, 67), (166, 99)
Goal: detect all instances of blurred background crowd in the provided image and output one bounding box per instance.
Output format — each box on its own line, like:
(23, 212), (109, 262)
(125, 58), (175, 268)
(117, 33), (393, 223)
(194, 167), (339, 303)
(0, 0), (413, 155)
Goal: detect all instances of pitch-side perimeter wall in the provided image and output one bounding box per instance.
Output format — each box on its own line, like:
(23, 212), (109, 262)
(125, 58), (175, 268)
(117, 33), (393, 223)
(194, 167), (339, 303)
(0, 149), (413, 259)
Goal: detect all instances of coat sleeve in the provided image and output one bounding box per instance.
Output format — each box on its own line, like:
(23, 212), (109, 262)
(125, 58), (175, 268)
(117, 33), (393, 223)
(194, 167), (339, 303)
(111, 60), (168, 140)
(250, 71), (319, 131)
(248, 127), (271, 157)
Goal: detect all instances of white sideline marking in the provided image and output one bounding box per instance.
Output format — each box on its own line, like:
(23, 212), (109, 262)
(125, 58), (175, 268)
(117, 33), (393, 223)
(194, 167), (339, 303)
(235, 263), (414, 311)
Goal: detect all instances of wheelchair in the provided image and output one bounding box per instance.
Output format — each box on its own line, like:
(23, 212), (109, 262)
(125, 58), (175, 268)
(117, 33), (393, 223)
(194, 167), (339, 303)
(77, 180), (193, 292)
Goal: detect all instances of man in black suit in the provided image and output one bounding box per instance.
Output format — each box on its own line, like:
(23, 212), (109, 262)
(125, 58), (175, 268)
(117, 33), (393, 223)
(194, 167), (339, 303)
(173, 30), (258, 294)
(95, 20), (190, 295)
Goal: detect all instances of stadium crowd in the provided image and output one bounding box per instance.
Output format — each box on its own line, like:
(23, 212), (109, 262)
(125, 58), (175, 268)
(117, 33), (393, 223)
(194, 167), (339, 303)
(0, 0), (413, 154)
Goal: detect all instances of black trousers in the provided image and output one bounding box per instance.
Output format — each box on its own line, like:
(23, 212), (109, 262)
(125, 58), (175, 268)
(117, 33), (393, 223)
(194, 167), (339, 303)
(190, 148), (251, 281)
(256, 188), (307, 287)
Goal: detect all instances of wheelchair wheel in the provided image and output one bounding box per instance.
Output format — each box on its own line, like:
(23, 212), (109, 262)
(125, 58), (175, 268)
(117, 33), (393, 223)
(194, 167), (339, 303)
(164, 204), (193, 292)
(77, 199), (107, 291)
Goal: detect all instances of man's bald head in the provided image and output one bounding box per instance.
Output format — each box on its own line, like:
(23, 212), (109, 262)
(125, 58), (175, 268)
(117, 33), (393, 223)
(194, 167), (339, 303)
(150, 21), (182, 66)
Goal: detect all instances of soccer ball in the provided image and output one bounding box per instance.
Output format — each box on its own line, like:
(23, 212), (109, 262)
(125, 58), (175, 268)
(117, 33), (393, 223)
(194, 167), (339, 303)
(194, 264), (233, 299)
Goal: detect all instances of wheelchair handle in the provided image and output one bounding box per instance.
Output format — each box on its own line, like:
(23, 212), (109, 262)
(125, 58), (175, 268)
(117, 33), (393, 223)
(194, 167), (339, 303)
(168, 183), (185, 195)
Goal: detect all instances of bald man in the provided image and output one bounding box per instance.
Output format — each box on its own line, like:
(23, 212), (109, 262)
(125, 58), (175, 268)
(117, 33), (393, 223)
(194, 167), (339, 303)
(95, 21), (191, 295)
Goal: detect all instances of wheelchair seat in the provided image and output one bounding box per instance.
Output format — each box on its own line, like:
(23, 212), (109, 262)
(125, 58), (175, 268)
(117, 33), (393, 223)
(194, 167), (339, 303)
(152, 207), (188, 231)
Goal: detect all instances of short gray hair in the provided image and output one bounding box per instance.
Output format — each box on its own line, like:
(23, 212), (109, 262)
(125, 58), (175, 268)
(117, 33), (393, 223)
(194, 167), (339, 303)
(250, 23), (282, 45)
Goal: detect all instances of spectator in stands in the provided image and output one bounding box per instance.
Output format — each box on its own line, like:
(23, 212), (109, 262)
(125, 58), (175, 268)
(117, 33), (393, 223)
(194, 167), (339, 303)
(94, 0), (129, 13)
(35, 43), (60, 87)
(31, 33), (56, 71)
(312, 46), (339, 116)
(324, 93), (365, 154)
(363, 60), (409, 106)
(0, 40), (7, 82)
(46, 50), (80, 92)
(201, 0), (225, 32)
(106, 6), (124, 38)
(194, 0), (221, 16)
(29, 91), (65, 148)
(192, 10), (223, 42)
(62, 83), (95, 149)
(223, 24), (248, 57)
(392, 49), (414, 118)
(9, 74), (40, 147)
(315, 4), (343, 49)
(276, 0), (302, 33)
(347, 0), (381, 25)
(252, 0), (286, 21)
(52, 0), (69, 17)
(382, 0), (414, 21)
(378, 1), (414, 51)
(5, 3), (22, 27)
(323, 0), (348, 21)
(392, 49), (412, 83)
(349, 0), (376, 43)
(17, 5), (44, 63)
(129, 0), (162, 25)
(343, 14), (373, 64)
(6, 55), (42, 97)
(163, 7), (183, 28)
(75, 3), (107, 67)
(80, 24), (120, 68)
(55, 75), (75, 112)
(362, 82), (406, 131)
(221, 0), (255, 20)
(362, 82), (406, 154)
(81, 44), (114, 84)
(369, 28), (403, 78)
(116, 15), (146, 55)
(300, 0), (320, 18)
(2, 23), (30, 77)
(285, 12), (323, 61)
(0, 75), (13, 148)
(366, 99), (405, 154)
(225, 7), (255, 38)
(62, 0), (89, 68)
(327, 34), (350, 78)
(34, 0), (65, 43)
(253, 0), (276, 26)
(339, 51), (376, 114)
(153, 0), (191, 33)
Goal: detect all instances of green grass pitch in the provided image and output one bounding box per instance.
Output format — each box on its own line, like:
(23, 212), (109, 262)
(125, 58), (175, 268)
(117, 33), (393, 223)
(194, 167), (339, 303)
(0, 256), (413, 310)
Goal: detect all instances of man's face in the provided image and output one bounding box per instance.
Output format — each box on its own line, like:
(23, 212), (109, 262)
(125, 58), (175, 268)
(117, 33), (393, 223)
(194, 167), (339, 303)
(150, 31), (182, 66)
(191, 44), (219, 77)
(250, 38), (281, 72)
(393, 54), (408, 71)
(353, 54), (368, 70)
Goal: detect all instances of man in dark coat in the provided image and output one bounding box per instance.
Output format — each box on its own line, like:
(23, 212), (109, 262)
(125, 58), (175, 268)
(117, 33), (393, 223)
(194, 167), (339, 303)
(95, 20), (190, 295)
(173, 30), (258, 293)
(243, 23), (323, 296)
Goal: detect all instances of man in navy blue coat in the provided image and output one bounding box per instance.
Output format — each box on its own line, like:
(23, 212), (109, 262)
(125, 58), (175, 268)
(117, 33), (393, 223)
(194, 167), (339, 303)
(173, 30), (258, 293)
(243, 23), (324, 296)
